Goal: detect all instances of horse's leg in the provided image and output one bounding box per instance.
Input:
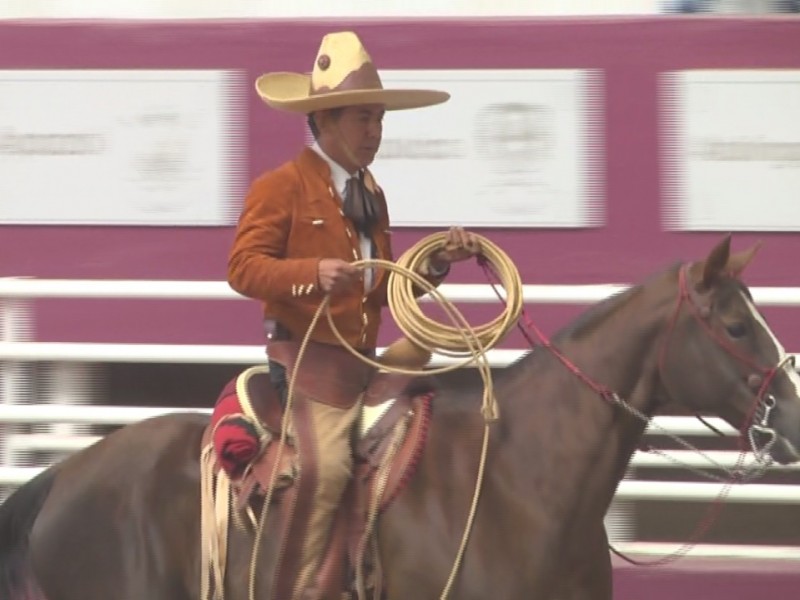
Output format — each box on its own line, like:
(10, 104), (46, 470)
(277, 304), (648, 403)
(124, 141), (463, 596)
(27, 414), (206, 600)
(552, 525), (612, 600)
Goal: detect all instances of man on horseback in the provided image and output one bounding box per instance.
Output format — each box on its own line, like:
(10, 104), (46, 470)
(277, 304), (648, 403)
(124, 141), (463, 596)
(227, 30), (479, 599)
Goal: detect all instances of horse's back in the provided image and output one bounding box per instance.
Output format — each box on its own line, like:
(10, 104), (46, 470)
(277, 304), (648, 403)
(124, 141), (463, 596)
(28, 412), (208, 600)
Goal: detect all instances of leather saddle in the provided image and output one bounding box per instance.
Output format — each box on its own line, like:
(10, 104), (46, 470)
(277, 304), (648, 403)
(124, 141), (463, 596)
(204, 340), (436, 600)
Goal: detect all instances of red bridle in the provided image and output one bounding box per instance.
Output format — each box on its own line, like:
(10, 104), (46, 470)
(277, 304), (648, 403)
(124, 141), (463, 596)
(659, 263), (787, 447)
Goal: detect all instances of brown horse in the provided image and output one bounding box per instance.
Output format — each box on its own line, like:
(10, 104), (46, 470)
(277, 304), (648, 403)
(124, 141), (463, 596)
(2, 235), (800, 600)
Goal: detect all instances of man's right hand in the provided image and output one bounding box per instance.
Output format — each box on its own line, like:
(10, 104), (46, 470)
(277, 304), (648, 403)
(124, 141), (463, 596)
(317, 258), (360, 294)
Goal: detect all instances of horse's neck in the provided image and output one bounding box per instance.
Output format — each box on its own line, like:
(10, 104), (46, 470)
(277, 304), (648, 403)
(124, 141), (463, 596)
(500, 281), (673, 514)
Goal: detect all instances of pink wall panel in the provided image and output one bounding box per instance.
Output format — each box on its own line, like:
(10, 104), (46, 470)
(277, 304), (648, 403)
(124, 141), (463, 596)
(2, 18), (800, 347)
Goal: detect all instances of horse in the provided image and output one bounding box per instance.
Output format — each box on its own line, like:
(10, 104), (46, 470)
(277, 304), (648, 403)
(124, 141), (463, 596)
(2, 235), (800, 600)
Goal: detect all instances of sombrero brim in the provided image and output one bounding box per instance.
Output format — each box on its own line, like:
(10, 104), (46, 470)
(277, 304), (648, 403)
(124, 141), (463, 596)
(255, 72), (450, 113)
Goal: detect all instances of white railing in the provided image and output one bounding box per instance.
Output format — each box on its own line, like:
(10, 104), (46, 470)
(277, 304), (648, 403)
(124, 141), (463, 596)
(0, 0), (666, 20)
(3, 277), (800, 305)
(1, 278), (798, 367)
(0, 404), (798, 486)
(2, 277), (800, 560)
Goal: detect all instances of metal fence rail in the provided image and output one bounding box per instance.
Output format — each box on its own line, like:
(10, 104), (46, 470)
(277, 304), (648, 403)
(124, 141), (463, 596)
(3, 277), (800, 560)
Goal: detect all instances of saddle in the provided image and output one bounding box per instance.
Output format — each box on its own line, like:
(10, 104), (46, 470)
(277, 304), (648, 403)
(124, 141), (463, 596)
(202, 341), (435, 600)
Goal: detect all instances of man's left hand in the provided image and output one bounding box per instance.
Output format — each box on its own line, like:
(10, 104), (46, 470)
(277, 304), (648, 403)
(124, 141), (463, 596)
(431, 227), (482, 267)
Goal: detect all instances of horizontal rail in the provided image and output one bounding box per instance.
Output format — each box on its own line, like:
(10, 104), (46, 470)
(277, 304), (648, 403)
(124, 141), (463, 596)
(1, 465), (797, 502)
(0, 404), (208, 425)
(0, 279), (625, 302)
(0, 342), (526, 365)
(3, 278), (800, 306)
(630, 449), (799, 470)
(1, 406), (797, 510)
(0, 342), (270, 364)
(6, 433), (103, 452)
(0, 405), (786, 471)
(643, 416), (737, 437)
(0, 404), (734, 434)
(616, 480), (800, 503)
(0, 467), (44, 485)
(0, 278), (240, 300)
(5, 431), (794, 471)
(611, 542), (800, 562)
(2, 343), (799, 374)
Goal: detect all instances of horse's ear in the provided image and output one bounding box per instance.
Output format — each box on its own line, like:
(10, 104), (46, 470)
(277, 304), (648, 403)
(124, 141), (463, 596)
(698, 234), (732, 287)
(726, 241), (763, 278)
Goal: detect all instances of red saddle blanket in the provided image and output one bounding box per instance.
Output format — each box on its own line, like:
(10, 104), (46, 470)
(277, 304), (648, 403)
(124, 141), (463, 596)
(211, 366), (292, 486)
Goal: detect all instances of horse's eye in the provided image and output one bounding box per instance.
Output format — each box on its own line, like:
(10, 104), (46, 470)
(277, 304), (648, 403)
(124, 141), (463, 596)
(726, 322), (747, 338)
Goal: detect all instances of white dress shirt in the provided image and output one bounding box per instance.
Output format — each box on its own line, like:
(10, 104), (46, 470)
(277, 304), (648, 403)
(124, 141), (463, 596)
(310, 142), (375, 291)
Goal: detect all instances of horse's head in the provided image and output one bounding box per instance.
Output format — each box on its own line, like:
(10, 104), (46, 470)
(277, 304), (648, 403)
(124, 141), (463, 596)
(659, 235), (800, 465)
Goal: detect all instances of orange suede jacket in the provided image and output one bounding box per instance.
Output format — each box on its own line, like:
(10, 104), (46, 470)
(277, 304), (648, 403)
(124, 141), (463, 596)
(228, 148), (395, 351)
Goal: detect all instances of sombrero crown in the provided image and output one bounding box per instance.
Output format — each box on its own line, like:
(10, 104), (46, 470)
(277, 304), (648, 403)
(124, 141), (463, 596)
(255, 31), (450, 113)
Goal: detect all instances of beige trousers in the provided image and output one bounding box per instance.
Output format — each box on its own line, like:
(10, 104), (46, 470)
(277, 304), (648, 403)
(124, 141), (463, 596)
(292, 398), (362, 599)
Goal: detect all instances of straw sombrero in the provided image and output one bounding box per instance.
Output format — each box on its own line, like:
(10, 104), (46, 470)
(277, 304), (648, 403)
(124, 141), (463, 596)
(255, 31), (450, 113)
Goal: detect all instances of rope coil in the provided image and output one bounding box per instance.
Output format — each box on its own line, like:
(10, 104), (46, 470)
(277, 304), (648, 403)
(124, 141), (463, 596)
(387, 231), (524, 359)
(328, 232), (523, 423)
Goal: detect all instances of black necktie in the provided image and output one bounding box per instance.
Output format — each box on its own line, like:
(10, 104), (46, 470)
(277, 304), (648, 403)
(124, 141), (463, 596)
(343, 172), (380, 235)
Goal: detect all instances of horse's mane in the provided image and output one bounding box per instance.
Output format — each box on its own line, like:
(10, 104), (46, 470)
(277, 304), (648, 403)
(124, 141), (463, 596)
(434, 261), (684, 383)
(499, 261), (685, 373)
(555, 261), (684, 342)
(555, 285), (642, 341)
(482, 285), (644, 376)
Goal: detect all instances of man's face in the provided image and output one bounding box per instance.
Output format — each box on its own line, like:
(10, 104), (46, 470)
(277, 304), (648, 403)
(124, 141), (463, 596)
(318, 104), (385, 172)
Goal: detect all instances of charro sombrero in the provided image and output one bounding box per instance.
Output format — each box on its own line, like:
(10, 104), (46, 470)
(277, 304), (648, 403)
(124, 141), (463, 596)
(255, 31), (450, 113)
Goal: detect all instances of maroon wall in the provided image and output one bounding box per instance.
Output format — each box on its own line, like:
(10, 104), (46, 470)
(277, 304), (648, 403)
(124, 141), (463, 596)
(2, 18), (800, 349)
(614, 555), (800, 598)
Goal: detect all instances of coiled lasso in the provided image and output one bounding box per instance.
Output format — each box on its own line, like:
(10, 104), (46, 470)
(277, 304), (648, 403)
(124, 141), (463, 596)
(248, 232), (523, 600)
